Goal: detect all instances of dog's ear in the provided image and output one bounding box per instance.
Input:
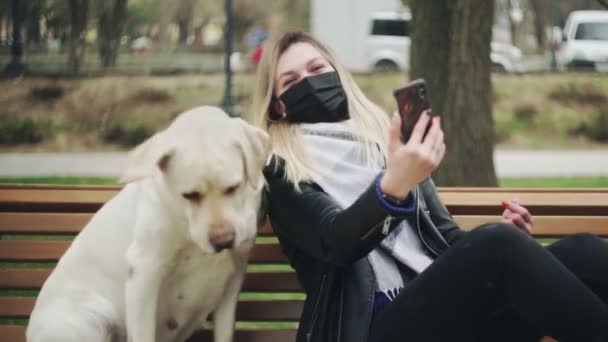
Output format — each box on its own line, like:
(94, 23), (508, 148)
(120, 131), (175, 184)
(235, 119), (270, 187)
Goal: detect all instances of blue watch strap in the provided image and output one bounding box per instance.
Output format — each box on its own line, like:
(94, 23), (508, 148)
(375, 172), (416, 216)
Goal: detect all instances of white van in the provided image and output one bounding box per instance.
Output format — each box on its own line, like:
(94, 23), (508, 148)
(366, 11), (523, 72)
(559, 10), (608, 71)
(366, 11), (412, 71)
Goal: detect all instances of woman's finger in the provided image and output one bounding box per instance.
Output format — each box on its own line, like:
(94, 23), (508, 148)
(510, 213), (523, 225)
(433, 143), (446, 164)
(431, 121), (444, 156)
(514, 217), (532, 234)
(502, 201), (532, 223)
(511, 215), (531, 234)
(422, 117), (441, 148)
(504, 213), (525, 232)
(424, 117), (442, 146)
(388, 113), (402, 152)
(420, 118), (441, 157)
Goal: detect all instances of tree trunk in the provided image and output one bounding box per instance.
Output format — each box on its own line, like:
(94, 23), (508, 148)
(177, 19), (188, 44)
(97, 0), (127, 69)
(508, 0), (519, 47)
(67, 0), (88, 75)
(25, 0), (42, 44)
(0, 10), (4, 42)
(26, 16), (41, 44)
(175, 0), (195, 45)
(156, 0), (174, 44)
(410, 0), (497, 186)
(529, 0), (546, 49)
(4, 13), (10, 43)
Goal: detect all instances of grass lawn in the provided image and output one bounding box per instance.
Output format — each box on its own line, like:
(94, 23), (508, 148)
(0, 176), (118, 185)
(499, 176), (608, 188)
(1, 72), (608, 152)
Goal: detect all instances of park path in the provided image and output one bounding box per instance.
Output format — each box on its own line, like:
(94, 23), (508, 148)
(1, 150), (607, 178)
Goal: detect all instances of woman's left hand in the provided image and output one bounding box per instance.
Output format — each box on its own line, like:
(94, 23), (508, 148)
(501, 200), (533, 234)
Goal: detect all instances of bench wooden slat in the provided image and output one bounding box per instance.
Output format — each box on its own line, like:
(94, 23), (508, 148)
(0, 188), (117, 213)
(454, 215), (608, 237)
(0, 269), (301, 292)
(0, 213), (91, 234)
(0, 325), (27, 342)
(242, 271), (300, 292)
(187, 329), (297, 342)
(0, 212), (276, 236)
(236, 300), (302, 321)
(439, 187), (608, 193)
(0, 296), (32, 317)
(0, 240), (288, 263)
(0, 297), (303, 321)
(0, 268), (49, 289)
(439, 191), (608, 216)
(0, 325), (298, 342)
(0, 185), (121, 191)
(2, 184), (608, 216)
(3, 212), (607, 237)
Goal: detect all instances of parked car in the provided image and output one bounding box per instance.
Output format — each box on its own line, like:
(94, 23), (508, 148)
(365, 11), (411, 71)
(559, 10), (608, 71)
(366, 11), (523, 72)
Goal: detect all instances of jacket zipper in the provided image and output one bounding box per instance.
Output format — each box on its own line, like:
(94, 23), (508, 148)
(360, 216), (391, 241)
(336, 278), (344, 342)
(306, 273), (327, 342)
(415, 187), (440, 256)
(381, 215), (392, 235)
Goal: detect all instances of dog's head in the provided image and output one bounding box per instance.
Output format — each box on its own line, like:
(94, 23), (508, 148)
(121, 106), (270, 254)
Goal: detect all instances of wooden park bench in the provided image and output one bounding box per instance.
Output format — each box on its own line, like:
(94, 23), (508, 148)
(1, 184), (607, 342)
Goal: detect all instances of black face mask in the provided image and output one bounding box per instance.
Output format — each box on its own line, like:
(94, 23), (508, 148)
(277, 71), (349, 124)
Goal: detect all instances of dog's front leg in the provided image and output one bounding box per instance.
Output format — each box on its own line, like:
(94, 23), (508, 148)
(213, 270), (245, 342)
(125, 242), (167, 342)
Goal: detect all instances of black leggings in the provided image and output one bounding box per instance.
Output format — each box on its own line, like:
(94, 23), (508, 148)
(368, 223), (608, 342)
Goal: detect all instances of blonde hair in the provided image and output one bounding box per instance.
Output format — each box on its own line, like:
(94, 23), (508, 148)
(252, 31), (390, 187)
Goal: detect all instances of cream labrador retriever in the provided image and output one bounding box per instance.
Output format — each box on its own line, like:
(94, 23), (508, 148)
(26, 106), (270, 342)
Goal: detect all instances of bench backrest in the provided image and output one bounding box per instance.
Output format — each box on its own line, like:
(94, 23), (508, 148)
(1, 184), (607, 342)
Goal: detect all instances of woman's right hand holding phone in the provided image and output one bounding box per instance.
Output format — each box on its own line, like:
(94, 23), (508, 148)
(380, 111), (446, 199)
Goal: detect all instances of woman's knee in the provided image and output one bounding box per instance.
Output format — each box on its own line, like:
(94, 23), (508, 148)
(469, 222), (530, 249)
(547, 233), (604, 256)
(560, 232), (602, 247)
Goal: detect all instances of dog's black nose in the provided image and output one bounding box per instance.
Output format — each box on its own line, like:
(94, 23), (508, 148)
(213, 239), (235, 253)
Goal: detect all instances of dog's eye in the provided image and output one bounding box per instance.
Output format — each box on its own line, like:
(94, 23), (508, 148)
(182, 191), (203, 202)
(224, 184), (240, 196)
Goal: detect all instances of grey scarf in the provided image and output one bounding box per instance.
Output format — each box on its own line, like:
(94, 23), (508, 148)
(300, 121), (433, 300)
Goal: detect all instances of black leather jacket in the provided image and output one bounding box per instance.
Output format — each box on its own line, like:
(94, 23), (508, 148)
(263, 157), (467, 342)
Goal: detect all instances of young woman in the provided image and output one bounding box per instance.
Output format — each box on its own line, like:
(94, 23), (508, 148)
(253, 31), (608, 342)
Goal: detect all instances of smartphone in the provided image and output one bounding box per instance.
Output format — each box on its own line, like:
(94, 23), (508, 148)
(393, 79), (433, 143)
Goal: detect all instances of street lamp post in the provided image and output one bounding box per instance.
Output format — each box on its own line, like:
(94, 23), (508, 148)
(4, 0), (26, 77)
(221, 0), (238, 117)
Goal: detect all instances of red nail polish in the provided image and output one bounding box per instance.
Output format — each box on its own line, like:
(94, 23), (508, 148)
(501, 201), (510, 208)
